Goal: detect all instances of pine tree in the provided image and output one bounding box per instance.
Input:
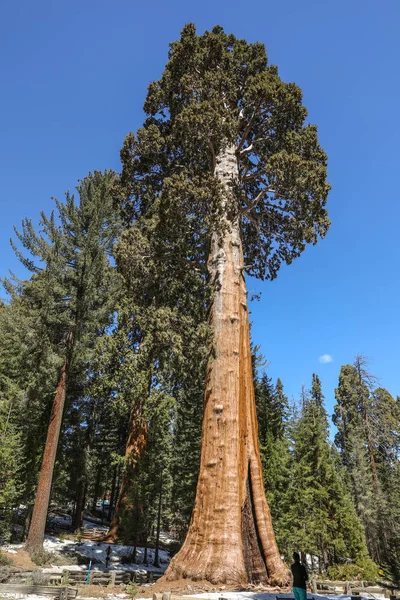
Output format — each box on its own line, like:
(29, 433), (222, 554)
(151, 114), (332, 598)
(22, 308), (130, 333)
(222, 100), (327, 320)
(333, 361), (380, 563)
(117, 24), (330, 585)
(285, 375), (369, 570)
(7, 170), (119, 553)
(368, 387), (400, 578)
(0, 303), (23, 541)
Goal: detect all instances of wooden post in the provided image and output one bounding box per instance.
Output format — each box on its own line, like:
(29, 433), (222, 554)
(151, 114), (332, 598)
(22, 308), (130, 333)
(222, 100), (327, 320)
(109, 572), (116, 587)
(89, 571), (94, 584)
(162, 593), (171, 600)
(153, 594), (158, 600)
(346, 582), (351, 595)
(62, 571), (70, 585)
(311, 579), (317, 594)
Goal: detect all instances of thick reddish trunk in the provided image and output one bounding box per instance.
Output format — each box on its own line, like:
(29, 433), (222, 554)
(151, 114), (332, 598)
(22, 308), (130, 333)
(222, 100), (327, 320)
(164, 145), (289, 586)
(104, 408), (147, 542)
(25, 332), (73, 554)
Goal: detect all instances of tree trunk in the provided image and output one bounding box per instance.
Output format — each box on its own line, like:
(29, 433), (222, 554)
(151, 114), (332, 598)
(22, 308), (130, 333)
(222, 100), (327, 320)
(143, 534), (148, 565)
(108, 465), (117, 522)
(92, 466), (102, 513)
(73, 477), (86, 531)
(104, 407), (147, 542)
(154, 472), (163, 567)
(164, 145), (289, 586)
(73, 446), (87, 531)
(22, 505), (33, 542)
(25, 331), (73, 554)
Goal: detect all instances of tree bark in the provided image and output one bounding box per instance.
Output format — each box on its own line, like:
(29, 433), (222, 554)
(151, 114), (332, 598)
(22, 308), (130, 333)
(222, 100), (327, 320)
(164, 144), (289, 586)
(154, 472), (163, 567)
(104, 406), (147, 542)
(25, 330), (74, 554)
(92, 466), (102, 513)
(108, 465), (117, 522)
(73, 477), (86, 531)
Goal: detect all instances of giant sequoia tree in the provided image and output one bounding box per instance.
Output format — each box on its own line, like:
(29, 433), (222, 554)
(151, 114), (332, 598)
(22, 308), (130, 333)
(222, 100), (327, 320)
(118, 24), (330, 585)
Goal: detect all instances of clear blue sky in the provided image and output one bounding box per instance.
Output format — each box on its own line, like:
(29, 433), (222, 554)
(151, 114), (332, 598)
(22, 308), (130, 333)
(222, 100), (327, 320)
(1, 0), (399, 418)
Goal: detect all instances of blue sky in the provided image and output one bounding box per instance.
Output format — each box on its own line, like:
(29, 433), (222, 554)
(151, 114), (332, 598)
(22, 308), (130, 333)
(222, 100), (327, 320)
(1, 0), (399, 417)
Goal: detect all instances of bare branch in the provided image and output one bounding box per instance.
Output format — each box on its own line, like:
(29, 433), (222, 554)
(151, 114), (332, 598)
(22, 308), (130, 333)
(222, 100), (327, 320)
(239, 189), (279, 216)
(239, 137), (269, 158)
(236, 104), (261, 153)
(240, 144), (254, 156)
(243, 172), (267, 183)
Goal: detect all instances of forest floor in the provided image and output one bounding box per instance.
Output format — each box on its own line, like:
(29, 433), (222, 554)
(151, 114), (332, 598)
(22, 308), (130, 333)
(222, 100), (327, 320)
(0, 515), (387, 600)
(2, 535), (170, 573)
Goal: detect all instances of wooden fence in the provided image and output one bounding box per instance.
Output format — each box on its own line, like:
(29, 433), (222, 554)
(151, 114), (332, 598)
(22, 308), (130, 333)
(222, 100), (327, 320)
(0, 584), (77, 599)
(310, 579), (400, 598)
(81, 526), (109, 540)
(7, 568), (164, 587)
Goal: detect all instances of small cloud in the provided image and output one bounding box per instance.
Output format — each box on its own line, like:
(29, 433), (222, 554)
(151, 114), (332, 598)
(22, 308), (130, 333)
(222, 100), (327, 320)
(319, 354), (333, 364)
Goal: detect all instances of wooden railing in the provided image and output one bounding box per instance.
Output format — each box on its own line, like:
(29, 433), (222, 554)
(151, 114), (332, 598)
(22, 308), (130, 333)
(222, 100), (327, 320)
(7, 568), (164, 587)
(310, 579), (400, 598)
(0, 585), (77, 599)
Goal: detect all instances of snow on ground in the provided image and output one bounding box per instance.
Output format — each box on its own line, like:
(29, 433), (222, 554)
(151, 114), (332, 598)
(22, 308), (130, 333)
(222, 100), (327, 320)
(0, 595), (50, 600)
(1, 536), (170, 573)
(41, 535), (170, 572)
(0, 594), (386, 600)
(177, 594), (385, 600)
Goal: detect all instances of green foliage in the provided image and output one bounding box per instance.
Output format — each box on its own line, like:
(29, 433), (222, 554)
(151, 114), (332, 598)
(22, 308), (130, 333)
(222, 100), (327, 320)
(332, 357), (400, 576)
(1, 24), (399, 583)
(119, 23), (330, 282)
(260, 373), (370, 570)
(125, 581), (138, 597)
(0, 170), (121, 541)
(326, 557), (380, 581)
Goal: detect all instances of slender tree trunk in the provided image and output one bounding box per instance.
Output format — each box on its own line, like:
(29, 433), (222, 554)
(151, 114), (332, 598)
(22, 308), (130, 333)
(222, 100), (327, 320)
(25, 331), (74, 554)
(73, 478), (86, 531)
(22, 505), (33, 541)
(73, 446), (87, 531)
(108, 466), (117, 522)
(92, 466), (102, 513)
(164, 145), (289, 586)
(365, 412), (378, 488)
(154, 472), (163, 567)
(104, 407), (147, 542)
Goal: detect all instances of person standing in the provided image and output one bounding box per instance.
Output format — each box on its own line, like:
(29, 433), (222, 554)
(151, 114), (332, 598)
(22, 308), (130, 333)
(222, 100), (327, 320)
(291, 552), (308, 600)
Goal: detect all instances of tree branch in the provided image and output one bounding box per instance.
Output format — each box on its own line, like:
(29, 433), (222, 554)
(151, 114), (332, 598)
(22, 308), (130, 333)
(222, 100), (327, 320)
(239, 137), (269, 158)
(208, 140), (216, 173)
(239, 188), (282, 217)
(236, 104), (261, 153)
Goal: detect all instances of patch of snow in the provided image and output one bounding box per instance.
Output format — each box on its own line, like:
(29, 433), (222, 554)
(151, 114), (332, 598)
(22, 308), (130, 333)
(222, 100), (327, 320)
(178, 594), (384, 600)
(0, 595), (50, 600)
(41, 536), (169, 572)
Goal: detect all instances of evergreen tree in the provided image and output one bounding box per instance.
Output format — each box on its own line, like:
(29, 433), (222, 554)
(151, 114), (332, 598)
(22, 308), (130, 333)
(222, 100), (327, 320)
(6, 171), (119, 552)
(333, 361), (380, 562)
(285, 375), (369, 570)
(117, 23), (330, 585)
(0, 303), (23, 541)
(255, 373), (292, 558)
